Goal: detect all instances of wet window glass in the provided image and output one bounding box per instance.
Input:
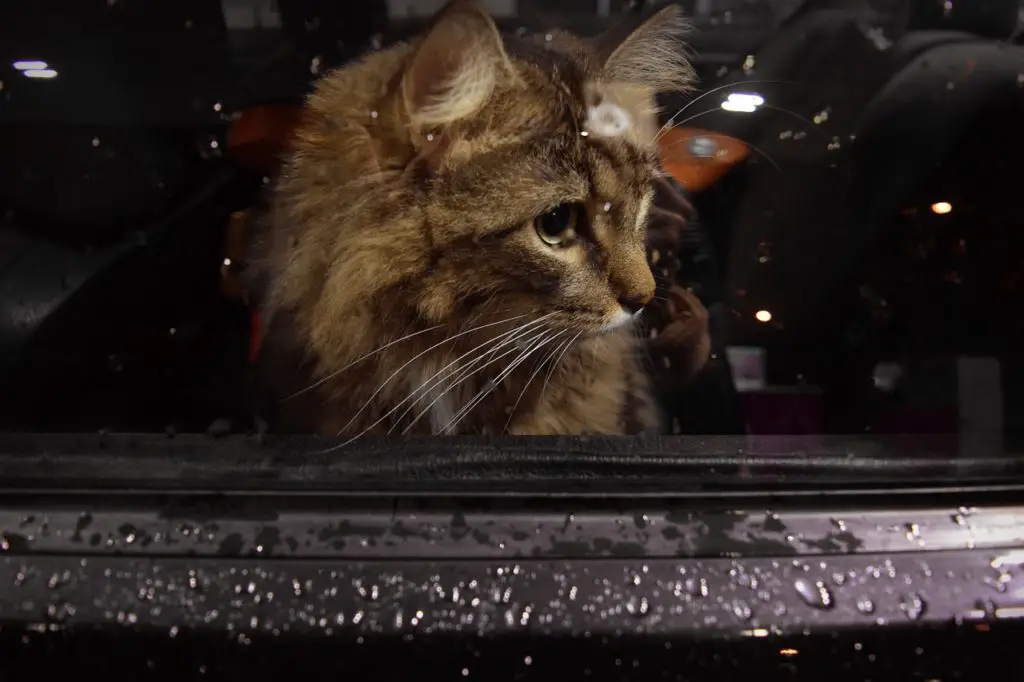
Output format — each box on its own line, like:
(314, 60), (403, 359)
(1, 0), (1023, 466)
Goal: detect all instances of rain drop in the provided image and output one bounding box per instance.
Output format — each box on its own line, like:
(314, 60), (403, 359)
(793, 577), (834, 610)
(899, 592), (927, 621)
(684, 576), (709, 598)
(626, 596), (650, 617)
(730, 598), (753, 621)
(856, 597), (875, 614)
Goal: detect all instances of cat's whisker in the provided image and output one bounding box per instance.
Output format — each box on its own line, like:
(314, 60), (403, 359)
(659, 107), (736, 139)
(440, 331), (559, 436)
(440, 334), (553, 437)
(663, 130), (783, 174)
(400, 326), (552, 436)
(390, 316), (556, 434)
(501, 330), (568, 433)
(330, 315), (555, 449)
(654, 78), (803, 142)
(283, 323), (446, 401)
(535, 331), (582, 411)
(326, 314), (529, 443)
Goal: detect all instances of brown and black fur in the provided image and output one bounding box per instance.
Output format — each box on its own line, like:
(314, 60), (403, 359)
(247, 0), (698, 437)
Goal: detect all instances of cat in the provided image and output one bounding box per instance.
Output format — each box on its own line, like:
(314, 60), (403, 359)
(247, 0), (698, 439)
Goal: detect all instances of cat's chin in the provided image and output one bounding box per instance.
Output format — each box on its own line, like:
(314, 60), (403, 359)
(596, 308), (639, 335)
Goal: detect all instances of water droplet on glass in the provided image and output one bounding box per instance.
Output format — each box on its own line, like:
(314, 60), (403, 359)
(856, 597), (875, 614)
(976, 598), (997, 618)
(742, 55), (756, 74)
(310, 56), (322, 75)
(983, 568), (1012, 593)
(92, 137), (100, 147)
(793, 577), (834, 610)
(626, 596), (650, 617)
(899, 592), (926, 621)
(730, 598), (753, 621)
(685, 576), (709, 598)
(812, 107), (830, 124)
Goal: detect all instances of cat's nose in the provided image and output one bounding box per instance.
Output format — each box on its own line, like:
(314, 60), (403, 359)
(618, 289), (654, 314)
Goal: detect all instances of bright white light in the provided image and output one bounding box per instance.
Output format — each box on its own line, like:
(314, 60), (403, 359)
(930, 201), (952, 215)
(13, 60), (48, 71)
(755, 310), (772, 323)
(721, 92), (765, 113)
(23, 69), (57, 79)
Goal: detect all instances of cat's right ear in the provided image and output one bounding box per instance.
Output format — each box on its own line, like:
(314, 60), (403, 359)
(401, 0), (511, 133)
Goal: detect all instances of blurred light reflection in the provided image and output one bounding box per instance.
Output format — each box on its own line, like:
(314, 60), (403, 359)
(22, 69), (58, 79)
(12, 60), (47, 71)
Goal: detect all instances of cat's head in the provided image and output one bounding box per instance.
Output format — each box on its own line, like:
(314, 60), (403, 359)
(272, 0), (695, 365)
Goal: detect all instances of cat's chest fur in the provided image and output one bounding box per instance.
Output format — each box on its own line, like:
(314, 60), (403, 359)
(339, 329), (658, 437)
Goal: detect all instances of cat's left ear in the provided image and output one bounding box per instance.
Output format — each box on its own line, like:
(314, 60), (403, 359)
(401, 0), (513, 132)
(595, 4), (695, 93)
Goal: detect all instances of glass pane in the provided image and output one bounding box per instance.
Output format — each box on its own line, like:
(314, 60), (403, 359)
(1, 0), (1023, 475)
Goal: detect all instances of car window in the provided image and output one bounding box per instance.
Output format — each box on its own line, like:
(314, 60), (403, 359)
(1, 0), (1023, 481)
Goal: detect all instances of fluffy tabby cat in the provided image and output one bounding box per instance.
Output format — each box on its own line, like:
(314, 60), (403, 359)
(248, 0), (698, 438)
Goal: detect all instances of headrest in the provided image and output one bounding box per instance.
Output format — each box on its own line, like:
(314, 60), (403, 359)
(908, 0), (1020, 40)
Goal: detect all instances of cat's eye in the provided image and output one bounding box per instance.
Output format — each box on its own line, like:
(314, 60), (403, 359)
(534, 203), (583, 246)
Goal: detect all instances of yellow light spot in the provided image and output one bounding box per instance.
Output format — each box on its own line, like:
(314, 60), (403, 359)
(755, 310), (772, 323)
(931, 201), (952, 215)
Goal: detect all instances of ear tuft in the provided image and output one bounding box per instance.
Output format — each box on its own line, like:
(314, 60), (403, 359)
(597, 4), (696, 93)
(402, 0), (510, 131)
